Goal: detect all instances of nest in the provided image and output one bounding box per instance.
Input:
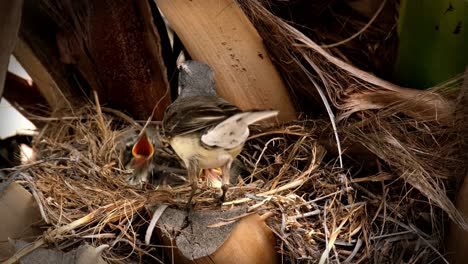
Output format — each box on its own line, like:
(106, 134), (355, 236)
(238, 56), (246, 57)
(5, 85), (466, 263)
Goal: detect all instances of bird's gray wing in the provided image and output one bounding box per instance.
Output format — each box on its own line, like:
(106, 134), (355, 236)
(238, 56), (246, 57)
(201, 110), (278, 149)
(163, 96), (241, 137)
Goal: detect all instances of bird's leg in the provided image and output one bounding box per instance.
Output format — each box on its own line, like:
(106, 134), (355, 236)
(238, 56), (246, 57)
(186, 159), (199, 211)
(219, 157), (233, 203)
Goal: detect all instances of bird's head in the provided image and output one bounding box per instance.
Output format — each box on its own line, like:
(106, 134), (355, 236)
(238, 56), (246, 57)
(178, 60), (217, 98)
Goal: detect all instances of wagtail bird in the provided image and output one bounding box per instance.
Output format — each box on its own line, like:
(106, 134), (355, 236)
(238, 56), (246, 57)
(162, 60), (278, 204)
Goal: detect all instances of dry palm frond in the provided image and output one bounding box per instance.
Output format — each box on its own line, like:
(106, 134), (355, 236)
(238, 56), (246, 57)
(236, 0), (467, 231)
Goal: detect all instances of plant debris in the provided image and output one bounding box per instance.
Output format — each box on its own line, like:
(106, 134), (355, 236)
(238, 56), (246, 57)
(3, 89), (466, 263)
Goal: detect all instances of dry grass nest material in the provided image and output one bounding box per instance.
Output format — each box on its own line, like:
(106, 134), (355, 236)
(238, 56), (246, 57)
(5, 95), (465, 263)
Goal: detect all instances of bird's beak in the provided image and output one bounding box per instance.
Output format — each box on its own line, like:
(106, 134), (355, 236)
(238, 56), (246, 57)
(178, 62), (191, 75)
(131, 131), (154, 167)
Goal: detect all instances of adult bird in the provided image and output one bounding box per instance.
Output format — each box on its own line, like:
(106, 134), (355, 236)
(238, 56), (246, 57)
(163, 60), (278, 205)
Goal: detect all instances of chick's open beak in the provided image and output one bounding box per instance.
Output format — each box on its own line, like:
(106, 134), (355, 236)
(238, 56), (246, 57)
(131, 131), (154, 167)
(200, 168), (223, 188)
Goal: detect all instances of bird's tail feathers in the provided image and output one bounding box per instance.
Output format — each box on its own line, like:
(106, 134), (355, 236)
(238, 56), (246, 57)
(236, 110), (279, 125)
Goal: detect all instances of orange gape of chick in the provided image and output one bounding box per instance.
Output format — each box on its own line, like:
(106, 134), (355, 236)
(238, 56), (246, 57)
(126, 131), (155, 185)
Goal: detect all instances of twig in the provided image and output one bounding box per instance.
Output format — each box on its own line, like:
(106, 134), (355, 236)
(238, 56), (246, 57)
(291, 202), (365, 221)
(224, 177), (307, 206)
(145, 204), (169, 245)
(20, 172), (50, 224)
(101, 107), (142, 128)
(301, 58), (343, 168)
(225, 159), (321, 207)
(321, 0), (387, 48)
(369, 230), (413, 240)
(93, 90), (108, 136)
(343, 238), (362, 263)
